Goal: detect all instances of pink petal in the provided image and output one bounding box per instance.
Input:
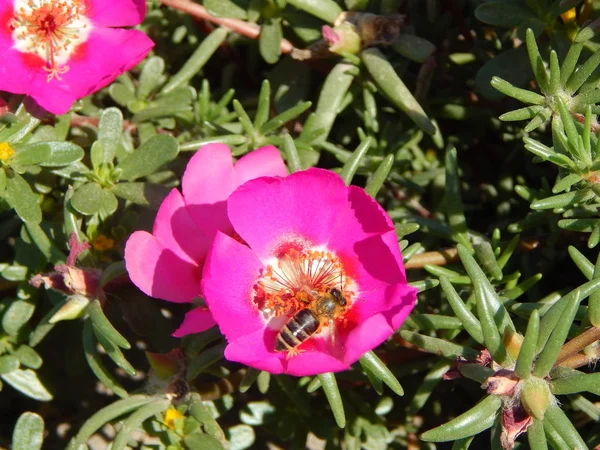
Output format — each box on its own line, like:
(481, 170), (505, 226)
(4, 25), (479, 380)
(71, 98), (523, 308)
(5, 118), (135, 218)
(182, 144), (236, 238)
(2, 27), (153, 115)
(124, 231), (201, 303)
(285, 348), (351, 376)
(342, 304), (412, 365)
(54, 27), (154, 106)
(183, 143), (236, 206)
(234, 145), (288, 186)
(227, 169), (347, 259)
(202, 232), (265, 342)
(152, 189), (210, 265)
(172, 307), (216, 338)
(224, 327), (285, 374)
(328, 185), (395, 253)
(86, 0), (147, 27)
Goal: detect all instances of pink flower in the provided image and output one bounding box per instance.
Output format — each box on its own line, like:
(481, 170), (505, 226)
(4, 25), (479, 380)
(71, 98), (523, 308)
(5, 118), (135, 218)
(0, 0), (154, 114)
(124, 144), (287, 337)
(202, 168), (417, 376)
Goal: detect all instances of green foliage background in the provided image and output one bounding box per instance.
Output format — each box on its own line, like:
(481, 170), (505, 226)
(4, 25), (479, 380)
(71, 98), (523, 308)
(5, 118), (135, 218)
(2, 0), (600, 448)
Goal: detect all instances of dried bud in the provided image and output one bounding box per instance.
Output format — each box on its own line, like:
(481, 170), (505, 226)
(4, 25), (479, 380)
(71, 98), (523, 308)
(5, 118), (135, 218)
(146, 349), (185, 380)
(482, 369), (519, 396)
(520, 377), (552, 421)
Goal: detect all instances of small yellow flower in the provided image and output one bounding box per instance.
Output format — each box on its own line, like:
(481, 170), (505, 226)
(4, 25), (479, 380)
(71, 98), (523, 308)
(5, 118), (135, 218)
(163, 407), (184, 430)
(560, 8), (576, 23)
(92, 235), (115, 252)
(0, 142), (15, 161)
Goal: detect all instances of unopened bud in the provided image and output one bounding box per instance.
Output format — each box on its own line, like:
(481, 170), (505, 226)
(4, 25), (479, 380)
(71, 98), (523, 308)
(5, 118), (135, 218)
(146, 349), (183, 380)
(520, 377), (552, 420)
(322, 24), (361, 56)
(49, 294), (90, 323)
(503, 329), (524, 361)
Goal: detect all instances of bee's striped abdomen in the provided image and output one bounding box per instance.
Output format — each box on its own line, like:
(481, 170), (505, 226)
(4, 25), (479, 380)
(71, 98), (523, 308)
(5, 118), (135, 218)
(275, 309), (319, 352)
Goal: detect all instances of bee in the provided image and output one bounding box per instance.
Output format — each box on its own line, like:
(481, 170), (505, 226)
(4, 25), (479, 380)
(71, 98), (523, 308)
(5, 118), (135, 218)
(275, 287), (347, 355)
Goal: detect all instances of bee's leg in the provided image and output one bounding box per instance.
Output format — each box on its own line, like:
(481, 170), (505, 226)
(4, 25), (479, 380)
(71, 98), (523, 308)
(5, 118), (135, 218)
(285, 346), (305, 359)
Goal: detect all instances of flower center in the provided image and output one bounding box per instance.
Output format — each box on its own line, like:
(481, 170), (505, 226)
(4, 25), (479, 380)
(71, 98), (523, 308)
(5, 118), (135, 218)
(253, 247), (355, 318)
(11, 0), (91, 82)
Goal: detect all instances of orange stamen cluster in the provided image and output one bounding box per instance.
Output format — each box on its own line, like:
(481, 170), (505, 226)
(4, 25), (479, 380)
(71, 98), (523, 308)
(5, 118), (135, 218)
(11, 0), (88, 81)
(253, 247), (354, 317)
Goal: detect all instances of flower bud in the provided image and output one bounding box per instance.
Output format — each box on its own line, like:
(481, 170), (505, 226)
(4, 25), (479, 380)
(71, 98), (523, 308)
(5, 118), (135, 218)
(322, 24), (361, 56)
(520, 377), (552, 420)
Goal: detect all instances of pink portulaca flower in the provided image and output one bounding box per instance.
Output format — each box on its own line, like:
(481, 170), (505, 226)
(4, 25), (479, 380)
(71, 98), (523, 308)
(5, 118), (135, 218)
(202, 168), (418, 376)
(124, 144), (287, 337)
(0, 0), (154, 114)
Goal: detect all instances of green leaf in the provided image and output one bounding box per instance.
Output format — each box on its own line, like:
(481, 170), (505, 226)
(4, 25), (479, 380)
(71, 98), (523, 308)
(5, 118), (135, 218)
(515, 310), (539, 379)
(254, 80), (271, 129)
(499, 105), (545, 121)
(282, 134), (301, 172)
(227, 424), (255, 450)
(566, 48), (600, 95)
(286, 0), (343, 23)
(259, 101), (312, 135)
(204, 0), (248, 19)
(111, 398), (172, 450)
(184, 433), (226, 450)
(239, 368), (261, 393)
(533, 290), (581, 378)
(93, 325), (135, 376)
(365, 154), (394, 197)
(111, 182), (169, 208)
(82, 320), (128, 398)
(259, 18), (283, 64)
(2, 369), (52, 401)
(445, 147), (472, 251)
(14, 345), (42, 369)
(186, 343), (227, 381)
(359, 351), (404, 396)
(0, 355), (19, 375)
(525, 28), (549, 93)
(532, 188), (595, 210)
(137, 57), (165, 99)
(457, 245), (515, 335)
(94, 107), (123, 167)
(87, 299), (130, 349)
(70, 182), (118, 216)
(477, 47), (532, 100)
(490, 77), (545, 105)
(162, 27), (229, 95)
(440, 276), (484, 344)
(300, 63), (355, 143)
(24, 222), (66, 264)
(568, 245), (594, 279)
(116, 134), (179, 181)
(340, 138), (372, 185)
(420, 395), (502, 442)
(475, 0), (536, 27)
(11, 142), (51, 166)
(66, 395), (154, 450)
(4, 171), (41, 223)
(589, 252), (600, 327)
(392, 34), (436, 63)
(544, 404), (588, 450)
(12, 412), (44, 450)
(361, 48), (435, 135)
(30, 141), (84, 167)
(317, 373), (345, 428)
(551, 371), (600, 396)
(2, 298), (35, 336)
(398, 330), (479, 360)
